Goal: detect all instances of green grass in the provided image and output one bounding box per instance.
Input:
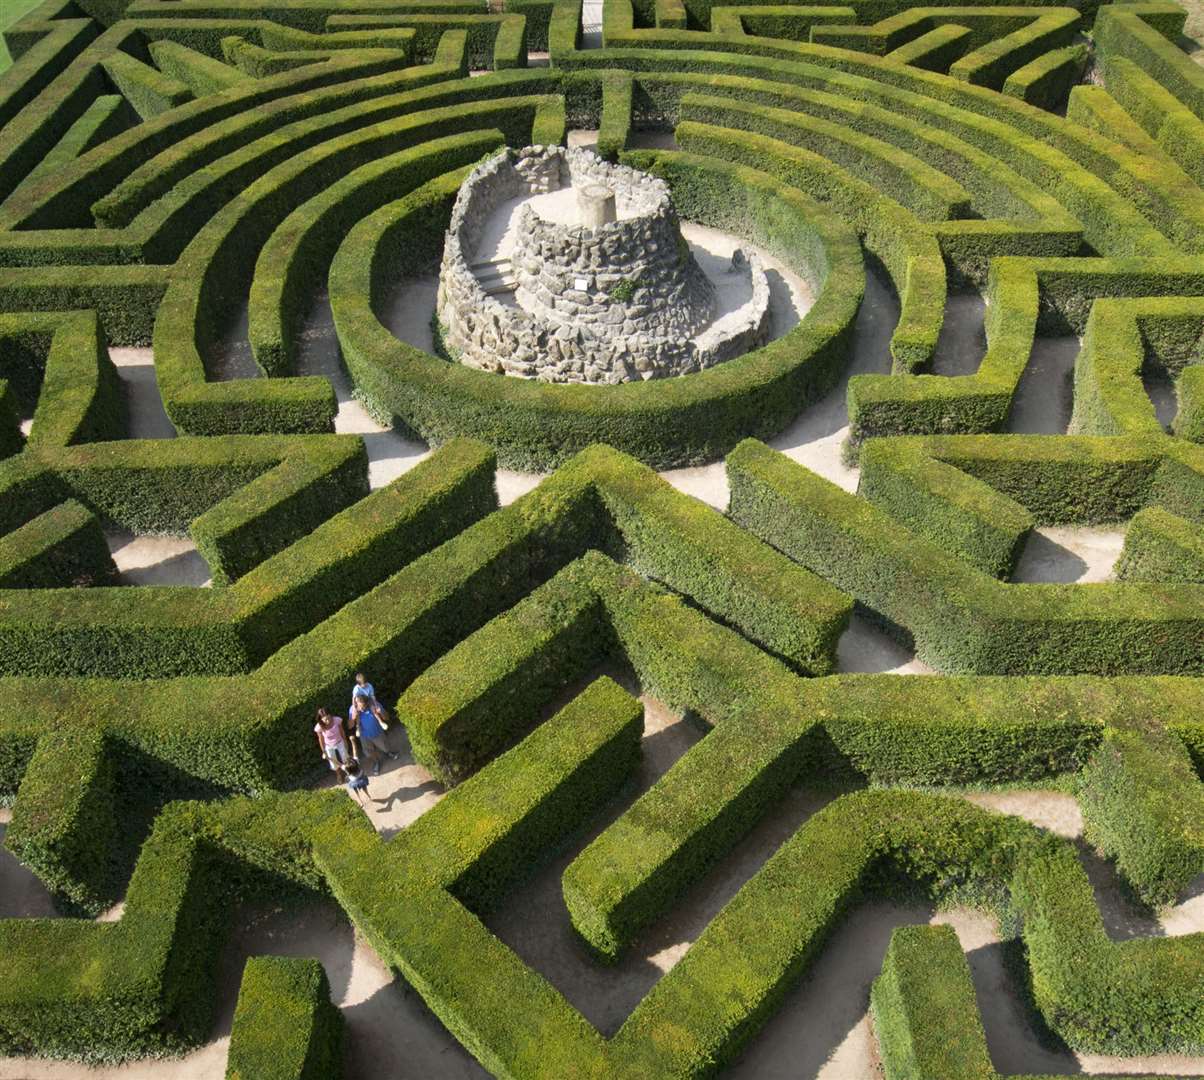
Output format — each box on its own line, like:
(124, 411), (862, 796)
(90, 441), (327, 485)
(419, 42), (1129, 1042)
(1, 0), (45, 71)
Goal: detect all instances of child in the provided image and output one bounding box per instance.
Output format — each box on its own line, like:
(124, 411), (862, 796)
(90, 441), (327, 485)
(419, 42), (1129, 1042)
(343, 758), (372, 804)
(352, 672), (392, 725)
(314, 706), (351, 780)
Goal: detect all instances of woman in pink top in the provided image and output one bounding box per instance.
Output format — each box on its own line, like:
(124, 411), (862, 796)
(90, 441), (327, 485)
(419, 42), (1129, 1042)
(314, 706), (351, 778)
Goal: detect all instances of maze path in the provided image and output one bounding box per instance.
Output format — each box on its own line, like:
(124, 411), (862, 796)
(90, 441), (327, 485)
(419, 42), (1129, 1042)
(0, 0), (1202, 1075)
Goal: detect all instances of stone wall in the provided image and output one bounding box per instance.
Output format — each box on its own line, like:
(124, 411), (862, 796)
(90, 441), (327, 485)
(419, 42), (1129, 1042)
(436, 145), (770, 384)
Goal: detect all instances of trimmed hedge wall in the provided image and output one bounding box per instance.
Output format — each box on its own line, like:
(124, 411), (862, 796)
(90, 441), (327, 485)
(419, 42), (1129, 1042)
(0, 499), (117, 588)
(727, 437), (1204, 675)
(0, 309), (125, 450)
(247, 128), (505, 378)
(0, 789), (367, 1061)
(324, 777), (1204, 1076)
(1118, 505), (1204, 584)
(1071, 296), (1204, 439)
(333, 149), (864, 467)
(226, 956), (344, 1080)
(871, 923), (995, 1080)
(0, 437), (503, 679)
(154, 89), (561, 436)
(1077, 718), (1204, 907)
(849, 256), (1204, 443)
(855, 432), (1032, 578)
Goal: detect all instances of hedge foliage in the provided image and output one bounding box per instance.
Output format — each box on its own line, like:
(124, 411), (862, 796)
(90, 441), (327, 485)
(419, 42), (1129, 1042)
(2, 3), (1204, 1075)
(327, 776), (1204, 1076)
(1117, 505), (1204, 584)
(0, 498), (116, 588)
(333, 149), (863, 467)
(728, 437), (1204, 675)
(870, 923), (996, 1080)
(226, 956), (344, 1080)
(0, 788), (367, 1061)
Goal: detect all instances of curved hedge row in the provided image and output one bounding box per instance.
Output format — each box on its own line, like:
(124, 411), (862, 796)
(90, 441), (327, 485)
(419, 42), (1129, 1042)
(247, 128), (505, 377)
(153, 89), (562, 435)
(333, 149), (865, 467)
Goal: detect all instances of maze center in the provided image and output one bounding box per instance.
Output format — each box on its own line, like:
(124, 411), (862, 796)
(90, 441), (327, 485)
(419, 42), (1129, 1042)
(1, 0), (1204, 1076)
(437, 144), (775, 382)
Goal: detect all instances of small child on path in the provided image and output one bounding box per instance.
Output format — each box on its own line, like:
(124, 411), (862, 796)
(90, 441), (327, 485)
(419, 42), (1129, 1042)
(314, 706), (351, 779)
(344, 758), (372, 804)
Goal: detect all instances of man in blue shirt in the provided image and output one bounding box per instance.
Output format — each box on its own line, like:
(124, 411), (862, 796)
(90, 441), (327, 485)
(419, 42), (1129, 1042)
(349, 695), (398, 775)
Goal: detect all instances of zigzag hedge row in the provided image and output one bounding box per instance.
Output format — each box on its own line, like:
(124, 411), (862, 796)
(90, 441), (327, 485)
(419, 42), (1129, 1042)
(1, 0), (1203, 1075)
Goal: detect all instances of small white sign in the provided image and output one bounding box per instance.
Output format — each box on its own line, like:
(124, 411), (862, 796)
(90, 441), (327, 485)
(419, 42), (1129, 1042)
(574, 277), (590, 291)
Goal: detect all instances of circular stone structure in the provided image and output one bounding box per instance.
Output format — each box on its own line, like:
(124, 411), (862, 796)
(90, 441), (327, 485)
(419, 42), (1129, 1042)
(436, 145), (771, 384)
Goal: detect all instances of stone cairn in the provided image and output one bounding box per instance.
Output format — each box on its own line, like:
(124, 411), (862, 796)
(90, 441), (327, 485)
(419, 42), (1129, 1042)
(436, 145), (771, 384)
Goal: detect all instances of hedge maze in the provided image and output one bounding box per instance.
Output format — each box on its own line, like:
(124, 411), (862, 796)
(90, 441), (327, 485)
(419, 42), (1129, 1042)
(0, 0), (1203, 1074)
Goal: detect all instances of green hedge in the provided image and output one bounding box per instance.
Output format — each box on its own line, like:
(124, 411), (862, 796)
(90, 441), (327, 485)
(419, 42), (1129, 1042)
(147, 38), (248, 95)
(558, 33), (1201, 252)
(884, 22), (971, 71)
(870, 923), (995, 1080)
(676, 93), (974, 222)
(4, 727), (121, 911)
(332, 776), (1204, 1075)
(325, 11), (525, 68)
(399, 564), (613, 784)
(564, 556), (1109, 962)
(0, 789), (366, 1061)
(402, 674), (642, 910)
(247, 129), (504, 377)
(398, 443), (851, 781)
(402, 547), (1109, 963)
(598, 69), (632, 160)
(20, 93), (131, 190)
(1094, 4), (1204, 190)
(0, 499), (116, 587)
(154, 89), (563, 435)
(1001, 41), (1086, 112)
(226, 956), (344, 1080)
(101, 49), (192, 119)
(1071, 295), (1204, 438)
(0, 310), (125, 449)
(83, 57), (464, 232)
(669, 117), (946, 371)
(1078, 718), (1204, 907)
(0, 438), (503, 679)
(333, 149), (864, 468)
(856, 438), (1032, 578)
(727, 437), (1204, 675)
(849, 256), (1204, 443)
(0, 266), (167, 346)
(1118, 504), (1204, 586)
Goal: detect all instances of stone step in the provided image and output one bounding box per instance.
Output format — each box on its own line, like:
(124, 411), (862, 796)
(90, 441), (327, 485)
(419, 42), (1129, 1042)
(469, 255), (512, 272)
(472, 256), (517, 296)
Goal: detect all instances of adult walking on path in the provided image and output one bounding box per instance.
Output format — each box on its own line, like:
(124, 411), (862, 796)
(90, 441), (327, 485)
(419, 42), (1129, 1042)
(349, 695), (398, 776)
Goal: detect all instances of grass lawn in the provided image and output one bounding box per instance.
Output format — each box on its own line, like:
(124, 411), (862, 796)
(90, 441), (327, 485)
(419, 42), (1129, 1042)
(1, 0), (51, 70)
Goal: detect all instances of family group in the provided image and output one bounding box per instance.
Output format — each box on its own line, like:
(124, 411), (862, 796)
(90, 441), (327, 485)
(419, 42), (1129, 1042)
(313, 672), (401, 803)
